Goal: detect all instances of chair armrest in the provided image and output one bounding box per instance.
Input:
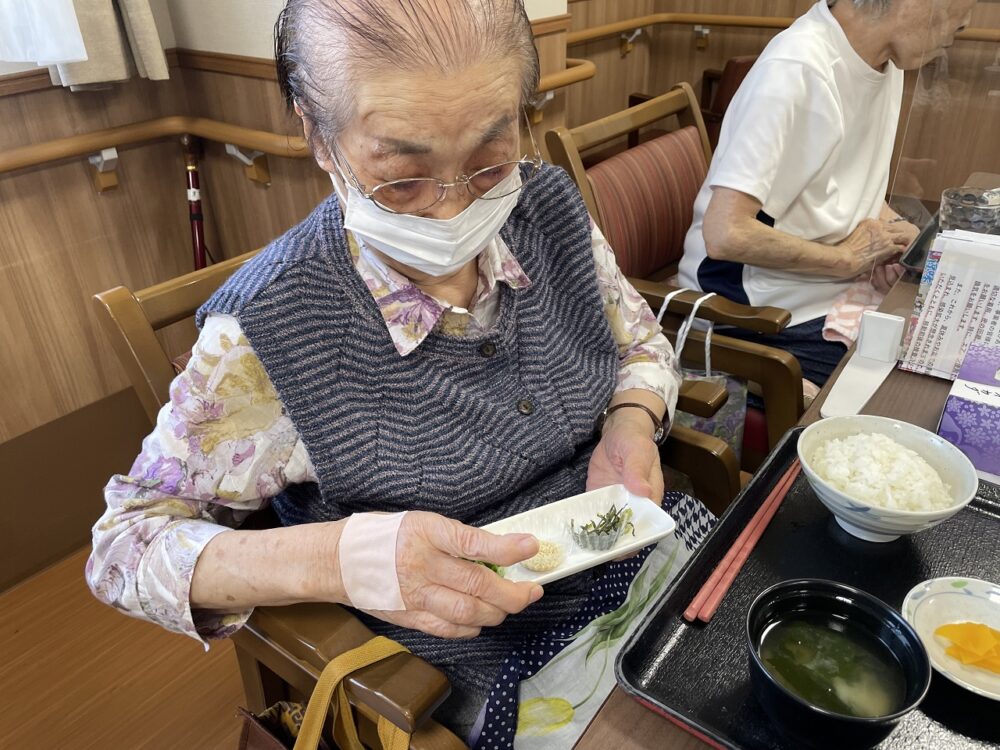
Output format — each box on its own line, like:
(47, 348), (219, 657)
(677, 378), (729, 418)
(661, 424), (740, 516)
(632, 278), (791, 334)
(232, 603), (451, 734)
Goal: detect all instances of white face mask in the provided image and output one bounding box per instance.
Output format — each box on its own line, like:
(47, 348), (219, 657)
(331, 169), (522, 277)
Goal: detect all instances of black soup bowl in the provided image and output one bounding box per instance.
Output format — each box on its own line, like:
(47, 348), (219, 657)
(746, 579), (931, 749)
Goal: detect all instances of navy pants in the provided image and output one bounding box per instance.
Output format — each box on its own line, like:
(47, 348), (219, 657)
(721, 316), (847, 408)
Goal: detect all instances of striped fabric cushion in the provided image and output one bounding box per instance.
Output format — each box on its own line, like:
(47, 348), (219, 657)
(171, 350), (193, 374)
(586, 125), (708, 279)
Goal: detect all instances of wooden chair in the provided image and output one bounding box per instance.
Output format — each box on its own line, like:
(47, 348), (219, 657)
(545, 83), (803, 469)
(92, 248), (742, 745)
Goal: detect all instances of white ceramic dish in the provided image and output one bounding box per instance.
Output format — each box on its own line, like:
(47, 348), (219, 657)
(901, 577), (1000, 701)
(480, 484), (675, 585)
(797, 415), (979, 542)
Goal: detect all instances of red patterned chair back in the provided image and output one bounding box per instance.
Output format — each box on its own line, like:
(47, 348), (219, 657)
(585, 125), (708, 279)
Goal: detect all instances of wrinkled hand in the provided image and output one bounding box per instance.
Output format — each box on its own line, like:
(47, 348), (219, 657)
(364, 512), (542, 639)
(870, 262), (906, 294)
(836, 219), (903, 277)
(587, 410), (664, 504)
(884, 218), (919, 249)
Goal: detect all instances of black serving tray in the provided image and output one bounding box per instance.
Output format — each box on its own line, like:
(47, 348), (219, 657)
(617, 427), (1000, 750)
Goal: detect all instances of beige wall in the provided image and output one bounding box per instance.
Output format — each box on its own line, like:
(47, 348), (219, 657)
(167, 0), (568, 58)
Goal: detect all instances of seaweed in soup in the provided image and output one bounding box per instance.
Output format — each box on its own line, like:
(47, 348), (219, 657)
(759, 617), (906, 718)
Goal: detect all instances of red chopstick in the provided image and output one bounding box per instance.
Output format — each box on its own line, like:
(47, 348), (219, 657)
(682, 459), (801, 623)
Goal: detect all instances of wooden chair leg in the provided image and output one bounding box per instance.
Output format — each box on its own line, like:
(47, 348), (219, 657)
(235, 645), (287, 714)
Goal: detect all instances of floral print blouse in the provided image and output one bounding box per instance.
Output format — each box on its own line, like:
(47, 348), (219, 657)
(87, 219), (681, 645)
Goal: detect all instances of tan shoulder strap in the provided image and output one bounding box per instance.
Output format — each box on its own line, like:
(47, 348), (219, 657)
(293, 636), (411, 750)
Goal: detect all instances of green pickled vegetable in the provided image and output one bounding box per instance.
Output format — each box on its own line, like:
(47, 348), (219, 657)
(572, 504), (635, 538)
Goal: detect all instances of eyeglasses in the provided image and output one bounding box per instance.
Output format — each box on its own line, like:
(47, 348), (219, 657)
(332, 110), (543, 215)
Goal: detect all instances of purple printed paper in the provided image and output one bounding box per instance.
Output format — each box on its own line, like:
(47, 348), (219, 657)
(938, 343), (1000, 477)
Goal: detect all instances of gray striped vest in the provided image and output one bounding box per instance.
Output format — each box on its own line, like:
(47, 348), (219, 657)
(199, 164), (618, 527)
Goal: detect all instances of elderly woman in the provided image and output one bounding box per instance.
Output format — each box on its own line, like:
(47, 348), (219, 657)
(678, 0), (975, 386)
(87, 0), (707, 745)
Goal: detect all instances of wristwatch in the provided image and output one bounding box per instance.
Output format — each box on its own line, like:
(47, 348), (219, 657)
(597, 402), (668, 445)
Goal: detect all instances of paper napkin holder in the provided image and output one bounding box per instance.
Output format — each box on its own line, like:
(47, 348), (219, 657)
(820, 312), (906, 418)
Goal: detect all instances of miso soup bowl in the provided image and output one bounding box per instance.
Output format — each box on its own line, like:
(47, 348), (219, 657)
(746, 579), (931, 749)
(797, 415), (979, 542)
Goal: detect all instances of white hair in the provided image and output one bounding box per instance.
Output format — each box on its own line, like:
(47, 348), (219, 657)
(275, 0), (539, 148)
(851, 0), (894, 17)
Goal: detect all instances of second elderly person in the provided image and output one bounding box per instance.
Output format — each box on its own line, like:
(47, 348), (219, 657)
(679, 0), (976, 385)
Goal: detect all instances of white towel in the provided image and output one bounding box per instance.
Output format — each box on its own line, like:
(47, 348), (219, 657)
(49, 0), (168, 88)
(0, 0), (87, 65)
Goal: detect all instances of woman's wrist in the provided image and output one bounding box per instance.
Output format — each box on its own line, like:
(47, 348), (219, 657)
(304, 519), (348, 603)
(605, 390), (667, 439)
(190, 519), (349, 609)
(605, 405), (656, 434)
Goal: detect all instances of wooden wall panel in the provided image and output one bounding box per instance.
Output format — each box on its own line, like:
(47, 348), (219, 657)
(530, 24), (571, 158)
(646, 0), (810, 101)
(0, 78), (195, 441)
(565, 0), (656, 130)
(177, 68), (329, 260)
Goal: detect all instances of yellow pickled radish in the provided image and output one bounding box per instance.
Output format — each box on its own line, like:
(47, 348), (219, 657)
(934, 621), (1000, 675)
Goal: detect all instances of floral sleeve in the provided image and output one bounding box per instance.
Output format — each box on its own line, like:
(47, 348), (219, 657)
(86, 314), (314, 645)
(590, 219), (682, 423)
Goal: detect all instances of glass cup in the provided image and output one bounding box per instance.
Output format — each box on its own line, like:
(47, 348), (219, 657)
(939, 186), (1000, 234)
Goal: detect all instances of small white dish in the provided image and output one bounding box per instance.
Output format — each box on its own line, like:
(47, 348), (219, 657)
(797, 415), (979, 542)
(480, 484), (675, 585)
(901, 577), (1000, 701)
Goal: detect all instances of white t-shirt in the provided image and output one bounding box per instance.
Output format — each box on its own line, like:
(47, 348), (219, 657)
(678, 0), (904, 326)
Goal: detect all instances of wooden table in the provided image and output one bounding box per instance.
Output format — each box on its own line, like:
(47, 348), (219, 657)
(576, 271), (961, 749)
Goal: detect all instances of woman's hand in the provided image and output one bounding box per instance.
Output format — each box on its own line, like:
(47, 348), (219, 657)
(364, 512), (543, 639)
(586, 409), (664, 504)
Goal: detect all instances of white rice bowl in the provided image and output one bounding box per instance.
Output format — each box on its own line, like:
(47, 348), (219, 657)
(798, 416), (979, 542)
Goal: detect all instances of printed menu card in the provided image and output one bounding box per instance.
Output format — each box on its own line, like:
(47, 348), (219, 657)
(900, 230), (1000, 380)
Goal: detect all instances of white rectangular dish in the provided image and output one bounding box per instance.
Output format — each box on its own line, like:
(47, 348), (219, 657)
(480, 484), (676, 585)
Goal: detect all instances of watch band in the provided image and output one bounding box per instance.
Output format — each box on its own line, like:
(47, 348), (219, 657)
(602, 402), (667, 445)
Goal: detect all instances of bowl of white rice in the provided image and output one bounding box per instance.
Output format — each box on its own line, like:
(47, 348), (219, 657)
(797, 416), (979, 543)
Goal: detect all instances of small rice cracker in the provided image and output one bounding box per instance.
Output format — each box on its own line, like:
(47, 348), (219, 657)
(522, 540), (565, 573)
